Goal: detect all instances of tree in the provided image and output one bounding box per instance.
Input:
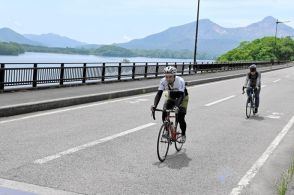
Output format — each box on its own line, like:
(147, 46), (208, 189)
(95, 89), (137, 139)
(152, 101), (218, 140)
(217, 37), (294, 62)
(0, 42), (25, 55)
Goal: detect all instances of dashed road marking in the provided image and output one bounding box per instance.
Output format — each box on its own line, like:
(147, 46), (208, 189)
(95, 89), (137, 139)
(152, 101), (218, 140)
(205, 95), (236, 107)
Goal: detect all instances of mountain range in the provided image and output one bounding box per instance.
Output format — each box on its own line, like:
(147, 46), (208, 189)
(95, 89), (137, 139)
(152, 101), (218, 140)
(118, 16), (294, 55)
(1, 16), (294, 56)
(0, 28), (86, 48)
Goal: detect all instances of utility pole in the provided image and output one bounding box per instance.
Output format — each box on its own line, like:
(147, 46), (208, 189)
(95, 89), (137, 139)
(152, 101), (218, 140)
(274, 19), (290, 65)
(193, 0), (200, 73)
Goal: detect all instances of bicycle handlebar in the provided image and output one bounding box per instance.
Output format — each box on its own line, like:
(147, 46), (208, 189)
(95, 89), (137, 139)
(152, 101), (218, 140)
(154, 109), (175, 112)
(151, 109), (176, 120)
(242, 86), (258, 94)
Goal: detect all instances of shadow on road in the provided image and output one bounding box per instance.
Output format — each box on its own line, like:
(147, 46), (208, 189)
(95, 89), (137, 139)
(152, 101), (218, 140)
(152, 148), (192, 170)
(249, 115), (265, 121)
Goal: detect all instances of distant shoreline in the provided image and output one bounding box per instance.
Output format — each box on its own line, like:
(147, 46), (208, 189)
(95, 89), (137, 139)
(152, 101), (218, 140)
(0, 42), (216, 60)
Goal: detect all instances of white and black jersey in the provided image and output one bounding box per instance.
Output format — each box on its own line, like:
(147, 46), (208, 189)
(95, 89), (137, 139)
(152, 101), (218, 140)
(158, 76), (188, 99)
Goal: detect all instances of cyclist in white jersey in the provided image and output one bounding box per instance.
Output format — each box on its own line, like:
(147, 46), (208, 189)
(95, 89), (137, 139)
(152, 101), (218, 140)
(151, 66), (189, 143)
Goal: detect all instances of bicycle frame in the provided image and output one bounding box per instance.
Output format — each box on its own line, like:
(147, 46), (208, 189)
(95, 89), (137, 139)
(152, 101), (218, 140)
(243, 87), (256, 105)
(152, 109), (178, 141)
(247, 87), (256, 108)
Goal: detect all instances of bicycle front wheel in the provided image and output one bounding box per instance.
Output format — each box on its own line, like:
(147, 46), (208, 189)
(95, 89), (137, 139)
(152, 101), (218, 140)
(252, 97), (256, 115)
(246, 98), (252, 118)
(157, 124), (170, 162)
(175, 128), (184, 152)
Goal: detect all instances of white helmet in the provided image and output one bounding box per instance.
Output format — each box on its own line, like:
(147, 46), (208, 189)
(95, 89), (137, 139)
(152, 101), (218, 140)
(164, 66), (177, 75)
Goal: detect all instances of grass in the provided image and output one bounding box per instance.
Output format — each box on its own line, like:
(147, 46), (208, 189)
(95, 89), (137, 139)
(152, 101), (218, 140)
(277, 157), (294, 195)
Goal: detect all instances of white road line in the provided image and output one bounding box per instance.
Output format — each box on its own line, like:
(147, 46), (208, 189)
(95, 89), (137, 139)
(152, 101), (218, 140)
(34, 123), (156, 164)
(0, 94), (155, 124)
(0, 178), (81, 195)
(273, 79), (281, 83)
(266, 115), (281, 119)
(188, 78), (233, 89)
(230, 115), (294, 195)
(205, 95), (236, 107)
(261, 85), (267, 88)
(266, 112), (284, 119)
(128, 98), (150, 104)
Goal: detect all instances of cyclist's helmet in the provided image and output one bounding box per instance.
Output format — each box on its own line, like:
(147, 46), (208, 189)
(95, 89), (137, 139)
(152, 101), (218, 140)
(249, 64), (257, 72)
(164, 66), (177, 75)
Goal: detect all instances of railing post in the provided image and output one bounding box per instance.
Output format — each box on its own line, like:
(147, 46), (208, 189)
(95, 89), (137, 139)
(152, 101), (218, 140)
(118, 63), (122, 81)
(59, 63), (64, 86)
(0, 64), (5, 92)
(33, 63), (38, 88)
(82, 63), (87, 84)
(189, 62), (192, 74)
(155, 62), (159, 77)
(132, 62), (136, 80)
(144, 62), (148, 78)
(101, 63), (106, 82)
(193, 61), (197, 73)
(182, 62), (185, 75)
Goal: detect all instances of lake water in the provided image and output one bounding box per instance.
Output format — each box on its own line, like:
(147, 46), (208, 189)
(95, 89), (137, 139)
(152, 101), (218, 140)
(0, 52), (209, 64)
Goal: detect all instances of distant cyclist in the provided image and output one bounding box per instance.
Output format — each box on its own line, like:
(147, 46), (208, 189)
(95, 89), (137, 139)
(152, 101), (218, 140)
(151, 66), (189, 143)
(242, 64), (261, 113)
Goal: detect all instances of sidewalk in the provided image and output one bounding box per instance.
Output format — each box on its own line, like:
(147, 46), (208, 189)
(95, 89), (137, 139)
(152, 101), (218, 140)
(0, 63), (292, 117)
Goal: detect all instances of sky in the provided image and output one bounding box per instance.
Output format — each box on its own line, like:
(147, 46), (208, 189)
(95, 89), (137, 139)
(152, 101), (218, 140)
(0, 0), (293, 44)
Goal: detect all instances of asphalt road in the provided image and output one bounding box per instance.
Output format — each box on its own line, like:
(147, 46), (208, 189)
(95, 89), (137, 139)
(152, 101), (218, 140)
(0, 66), (294, 195)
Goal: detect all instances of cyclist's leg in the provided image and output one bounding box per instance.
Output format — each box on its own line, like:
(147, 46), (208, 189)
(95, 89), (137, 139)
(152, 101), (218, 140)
(177, 112), (186, 136)
(178, 96), (189, 136)
(255, 87), (261, 108)
(246, 87), (252, 100)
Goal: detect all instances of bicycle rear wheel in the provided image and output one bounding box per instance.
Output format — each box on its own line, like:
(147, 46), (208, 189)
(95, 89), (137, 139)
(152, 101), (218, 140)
(175, 128), (184, 152)
(157, 124), (170, 162)
(246, 98), (252, 118)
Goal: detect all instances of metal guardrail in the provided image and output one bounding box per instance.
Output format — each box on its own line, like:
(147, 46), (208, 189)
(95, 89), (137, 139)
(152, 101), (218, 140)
(0, 61), (288, 91)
